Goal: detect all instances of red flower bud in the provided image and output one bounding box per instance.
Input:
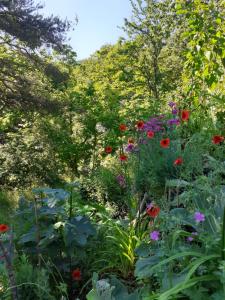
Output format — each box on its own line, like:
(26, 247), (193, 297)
(119, 124), (127, 131)
(174, 157), (183, 166)
(105, 146), (112, 154)
(136, 120), (144, 130)
(119, 154), (128, 161)
(181, 110), (190, 121)
(72, 268), (81, 281)
(147, 131), (154, 138)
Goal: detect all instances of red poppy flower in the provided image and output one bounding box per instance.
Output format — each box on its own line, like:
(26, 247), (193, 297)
(160, 138), (170, 148)
(119, 154), (128, 161)
(72, 268), (81, 281)
(0, 224), (9, 233)
(128, 138), (134, 144)
(181, 110), (190, 121)
(174, 157), (183, 166)
(212, 135), (224, 145)
(147, 131), (154, 138)
(119, 124), (127, 131)
(136, 120), (144, 130)
(105, 146), (112, 154)
(146, 206), (160, 218)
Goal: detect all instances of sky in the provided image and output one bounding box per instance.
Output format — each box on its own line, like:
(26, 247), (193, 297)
(37, 0), (133, 60)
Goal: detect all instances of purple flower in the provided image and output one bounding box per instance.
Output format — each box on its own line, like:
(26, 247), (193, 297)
(168, 101), (176, 108)
(143, 116), (164, 133)
(172, 108), (178, 115)
(167, 119), (180, 126)
(125, 143), (134, 152)
(194, 212), (205, 223)
(150, 231), (160, 241)
(116, 175), (126, 188)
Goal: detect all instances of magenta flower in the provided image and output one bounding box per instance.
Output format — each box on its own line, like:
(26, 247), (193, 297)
(150, 231), (160, 241)
(116, 175), (126, 187)
(194, 212), (205, 223)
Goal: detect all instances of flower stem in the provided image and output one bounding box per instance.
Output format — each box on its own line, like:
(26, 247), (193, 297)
(221, 206), (225, 260)
(0, 238), (19, 300)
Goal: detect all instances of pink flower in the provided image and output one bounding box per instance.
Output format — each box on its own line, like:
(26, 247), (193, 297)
(150, 231), (160, 241)
(194, 212), (205, 223)
(187, 232), (198, 242)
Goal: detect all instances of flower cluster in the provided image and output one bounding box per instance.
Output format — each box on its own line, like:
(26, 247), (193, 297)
(104, 108), (223, 165)
(104, 107), (222, 248)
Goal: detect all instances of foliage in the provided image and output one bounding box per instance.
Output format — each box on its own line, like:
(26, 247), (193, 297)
(86, 273), (140, 300)
(176, 0), (225, 118)
(11, 187), (95, 298)
(0, 0), (225, 299)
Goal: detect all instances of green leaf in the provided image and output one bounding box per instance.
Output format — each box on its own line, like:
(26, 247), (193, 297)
(135, 256), (161, 278)
(19, 227), (37, 244)
(166, 179), (191, 188)
(64, 216), (96, 249)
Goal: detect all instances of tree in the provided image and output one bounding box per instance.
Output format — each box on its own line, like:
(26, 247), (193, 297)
(123, 0), (185, 105)
(0, 0), (73, 113)
(176, 0), (225, 116)
(0, 0), (77, 188)
(0, 0), (69, 50)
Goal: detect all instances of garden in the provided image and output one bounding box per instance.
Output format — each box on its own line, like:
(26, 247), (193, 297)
(0, 0), (225, 299)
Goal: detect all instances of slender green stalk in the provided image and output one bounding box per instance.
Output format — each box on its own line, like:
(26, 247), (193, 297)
(221, 206), (225, 260)
(0, 238), (19, 300)
(68, 187), (74, 299)
(34, 196), (41, 267)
